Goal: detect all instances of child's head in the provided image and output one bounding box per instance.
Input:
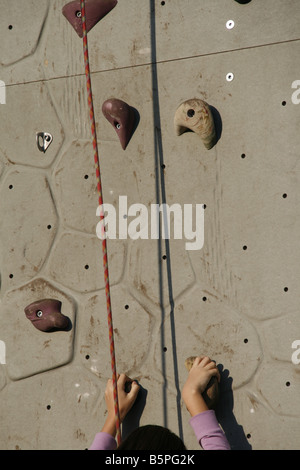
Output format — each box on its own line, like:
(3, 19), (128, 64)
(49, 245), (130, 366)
(117, 425), (186, 450)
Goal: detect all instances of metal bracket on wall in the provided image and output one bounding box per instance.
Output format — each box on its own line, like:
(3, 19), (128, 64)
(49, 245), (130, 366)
(36, 132), (53, 153)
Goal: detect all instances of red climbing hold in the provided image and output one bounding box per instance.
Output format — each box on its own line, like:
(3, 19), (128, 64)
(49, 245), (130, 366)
(102, 98), (136, 150)
(24, 299), (70, 332)
(62, 0), (118, 38)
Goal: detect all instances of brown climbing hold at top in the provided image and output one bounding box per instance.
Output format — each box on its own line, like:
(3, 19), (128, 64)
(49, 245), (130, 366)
(102, 98), (136, 150)
(24, 299), (71, 332)
(185, 356), (220, 410)
(62, 0), (118, 38)
(174, 98), (217, 150)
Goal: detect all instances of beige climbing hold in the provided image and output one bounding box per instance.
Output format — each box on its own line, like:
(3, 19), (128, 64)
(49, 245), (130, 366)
(185, 356), (198, 372)
(174, 99), (217, 150)
(184, 356), (219, 410)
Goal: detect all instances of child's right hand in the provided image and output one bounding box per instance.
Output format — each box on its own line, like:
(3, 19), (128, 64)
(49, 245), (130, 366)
(181, 356), (220, 416)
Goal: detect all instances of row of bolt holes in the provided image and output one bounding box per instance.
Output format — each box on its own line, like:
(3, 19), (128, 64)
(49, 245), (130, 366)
(8, 2), (165, 25)
(7, 176), (289, 274)
(4, 21), (289, 109)
(6, 180), (289, 278)
(3, 22), (290, 108)
(47, 387), (295, 414)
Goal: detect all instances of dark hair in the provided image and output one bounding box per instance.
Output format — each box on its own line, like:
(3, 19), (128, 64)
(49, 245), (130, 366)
(117, 425), (186, 450)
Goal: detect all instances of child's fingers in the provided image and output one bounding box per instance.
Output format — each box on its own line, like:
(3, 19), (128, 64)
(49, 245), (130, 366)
(191, 356), (220, 382)
(199, 356), (212, 367)
(209, 366), (220, 381)
(128, 381), (140, 400)
(118, 373), (128, 387)
(204, 360), (217, 369)
(190, 356), (205, 369)
(106, 378), (113, 391)
(192, 356), (202, 367)
(205, 362), (220, 382)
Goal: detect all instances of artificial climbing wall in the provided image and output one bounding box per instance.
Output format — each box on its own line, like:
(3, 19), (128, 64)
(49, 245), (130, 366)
(0, 0), (300, 450)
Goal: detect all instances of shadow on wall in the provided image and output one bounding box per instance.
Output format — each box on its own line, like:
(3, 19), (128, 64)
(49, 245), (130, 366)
(217, 365), (252, 450)
(210, 105), (222, 144)
(150, 0), (183, 440)
(122, 383), (148, 441)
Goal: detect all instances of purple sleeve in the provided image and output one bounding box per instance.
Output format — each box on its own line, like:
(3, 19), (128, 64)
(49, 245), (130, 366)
(89, 432), (117, 450)
(189, 410), (231, 450)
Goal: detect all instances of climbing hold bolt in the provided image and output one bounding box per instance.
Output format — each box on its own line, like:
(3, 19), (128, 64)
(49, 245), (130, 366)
(226, 19), (235, 29)
(226, 72), (234, 82)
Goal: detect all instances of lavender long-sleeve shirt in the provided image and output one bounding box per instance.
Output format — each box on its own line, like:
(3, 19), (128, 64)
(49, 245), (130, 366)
(89, 410), (230, 450)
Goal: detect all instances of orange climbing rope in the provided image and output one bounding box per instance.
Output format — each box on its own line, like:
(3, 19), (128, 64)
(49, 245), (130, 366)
(80, 0), (121, 445)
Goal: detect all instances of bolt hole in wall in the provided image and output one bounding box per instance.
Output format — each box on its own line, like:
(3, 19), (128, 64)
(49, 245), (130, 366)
(226, 20), (235, 30)
(8, 25), (13, 30)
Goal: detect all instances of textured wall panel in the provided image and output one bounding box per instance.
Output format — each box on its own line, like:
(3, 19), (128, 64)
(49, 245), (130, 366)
(0, 170), (58, 290)
(0, 278), (75, 380)
(0, 82), (64, 167)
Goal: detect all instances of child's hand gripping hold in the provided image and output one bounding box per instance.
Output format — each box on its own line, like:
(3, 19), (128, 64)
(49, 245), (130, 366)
(182, 356), (220, 416)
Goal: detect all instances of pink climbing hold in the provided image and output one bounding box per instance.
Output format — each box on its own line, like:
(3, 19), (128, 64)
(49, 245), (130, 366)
(24, 299), (70, 332)
(62, 0), (118, 38)
(102, 98), (136, 150)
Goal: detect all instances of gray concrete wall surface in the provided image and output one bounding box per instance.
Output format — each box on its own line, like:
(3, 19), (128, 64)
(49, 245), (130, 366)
(0, 0), (300, 450)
